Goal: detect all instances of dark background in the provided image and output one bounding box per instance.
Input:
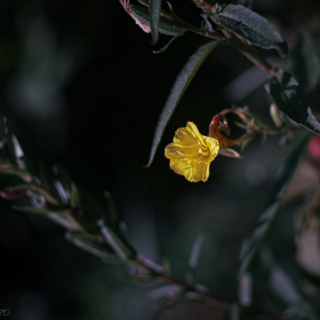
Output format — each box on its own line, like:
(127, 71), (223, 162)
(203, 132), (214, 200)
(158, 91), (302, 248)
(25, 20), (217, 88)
(1, 0), (320, 319)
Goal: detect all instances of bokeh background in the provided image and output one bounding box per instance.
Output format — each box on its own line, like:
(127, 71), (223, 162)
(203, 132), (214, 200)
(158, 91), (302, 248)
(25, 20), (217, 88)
(1, 0), (320, 319)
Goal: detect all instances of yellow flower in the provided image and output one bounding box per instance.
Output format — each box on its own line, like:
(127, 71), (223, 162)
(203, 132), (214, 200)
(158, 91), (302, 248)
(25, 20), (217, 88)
(165, 122), (219, 182)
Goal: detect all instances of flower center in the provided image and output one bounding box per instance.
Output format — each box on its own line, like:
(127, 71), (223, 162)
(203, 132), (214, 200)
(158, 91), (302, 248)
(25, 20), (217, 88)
(198, 140), (210, 156)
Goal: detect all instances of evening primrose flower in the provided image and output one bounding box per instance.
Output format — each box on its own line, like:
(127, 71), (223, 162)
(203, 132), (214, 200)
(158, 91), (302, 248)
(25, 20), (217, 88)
(165, 122), (220, 182)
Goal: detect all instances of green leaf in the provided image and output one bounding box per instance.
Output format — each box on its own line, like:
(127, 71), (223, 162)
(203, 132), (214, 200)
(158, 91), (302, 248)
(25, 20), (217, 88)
(150, 0), (161, 43)
(237, 135), (311, 281)
(130, 5), (186, 37)
(216, 4), (287, 57)
(265, 71), (320, 135)
(289, 25), (320, 93)
(145, 40), (220, 167)
(153, 35), (181, 53)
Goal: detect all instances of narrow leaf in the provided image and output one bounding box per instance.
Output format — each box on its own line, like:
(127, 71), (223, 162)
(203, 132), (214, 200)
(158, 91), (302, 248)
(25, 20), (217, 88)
(289, 25), (320, 93)
(237, 135), (311, 281)
(218, 148), (242, 158)
(166, 1), (174, 14)
(216, 4), (287, 57)
(153, 35), (180, 53)
(145, 40), (220, 167)
(97, 219), (136, 261)
(186, 233), (205, 286)
(65, 232), (118, 261)
(238, 272), (253, 307)
(11, 135), (26, 170)
(48, 211), (84, 231)
(265, 71), (320, 135)
(150, 0), (161, 43)
(12, 205), (51, 215)
(241, 134), (255, 152)
(130, 5), (186, 37)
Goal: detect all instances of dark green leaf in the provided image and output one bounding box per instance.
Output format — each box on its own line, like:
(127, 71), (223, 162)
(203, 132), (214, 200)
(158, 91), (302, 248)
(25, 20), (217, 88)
(265, 71), (320, 135)
(237, 135), (311, 281)
(150, 0), (161, 43)
(153, 35), (181, 53)
(145, 40), (220, 167)
(216, 4), (287, 57)
(130, 5), (186, 37)
(289, 25), (320, 93)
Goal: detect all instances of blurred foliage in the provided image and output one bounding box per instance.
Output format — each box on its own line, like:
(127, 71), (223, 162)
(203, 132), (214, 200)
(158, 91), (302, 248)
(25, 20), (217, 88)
(1, 0), (320, 320)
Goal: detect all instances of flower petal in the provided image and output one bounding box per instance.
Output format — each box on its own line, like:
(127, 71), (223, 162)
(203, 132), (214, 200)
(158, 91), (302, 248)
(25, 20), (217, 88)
(164, 122), (220, 182)
(204, 136), (220, 162)
(173, 127), (198, 147)
(184, 161), (210, 182)
(169, 159), (187, 176)
(165, 142), (200, 160)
